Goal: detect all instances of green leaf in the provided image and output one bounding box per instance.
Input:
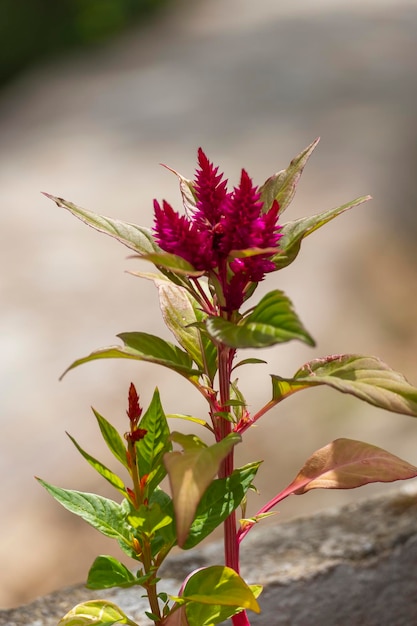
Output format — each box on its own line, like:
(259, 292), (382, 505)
(119, 332), (201, 378)
(183, 566), (260, 613)
(61, 332), (201, 380)
(57, 600), (136, 625)
(93, 409), (129, 470)
(185, 461), (261, 549)
(143, 276), (216, 381)
(259, 138), (320, 215)
(140, 253), (204, 277)
(44, 193), (158, 256)
(148, 487), (177, 550)
(184, 583), (262, 626)
(37, 479), (134, 556)
(157, 282), (207, 369)
(206, 290), (315, 349)
(86, 555), (137, 590)
(290, 438), (417, 494)
(273, 195), (371, 270)
(232, 358), (267, 370)
(66, 432), (126, 497)
(271, 354), (417, 417)
(228, 246), (278, 259)
(167, 414), (210, 430)
(164, 433), (241, 547)
(128, 502), (173, 536)
(136, 389), (172, 497)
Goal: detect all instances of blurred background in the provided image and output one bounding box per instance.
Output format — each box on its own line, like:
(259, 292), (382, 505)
(1, 0), (417, 610)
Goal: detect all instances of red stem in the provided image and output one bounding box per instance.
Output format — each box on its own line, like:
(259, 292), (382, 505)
(217, 345), (251, 626)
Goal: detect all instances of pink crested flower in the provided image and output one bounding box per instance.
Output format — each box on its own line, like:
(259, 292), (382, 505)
(153, 149), (282, 311)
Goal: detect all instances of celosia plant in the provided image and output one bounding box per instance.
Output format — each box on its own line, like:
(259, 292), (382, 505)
(40, 140), (417, 626)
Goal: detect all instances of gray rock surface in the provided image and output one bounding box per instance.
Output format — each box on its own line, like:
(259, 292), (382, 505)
(2, 484), (417, 625)
(1, 0), (417, 609)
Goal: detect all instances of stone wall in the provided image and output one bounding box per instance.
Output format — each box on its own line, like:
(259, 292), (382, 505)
(3, 484), (416, 626)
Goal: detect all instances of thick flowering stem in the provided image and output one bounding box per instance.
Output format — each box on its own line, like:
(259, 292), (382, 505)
(216, 344), (250, 626)
(217, 345), (238, 568)
(214, 297), (249, 626)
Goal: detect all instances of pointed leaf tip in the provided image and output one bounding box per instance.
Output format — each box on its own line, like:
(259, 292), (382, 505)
(260, 138), (320, 215)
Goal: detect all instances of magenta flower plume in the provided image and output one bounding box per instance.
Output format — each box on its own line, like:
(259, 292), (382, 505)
(153, 149), (282, 311)
(153, 198), (214, 270)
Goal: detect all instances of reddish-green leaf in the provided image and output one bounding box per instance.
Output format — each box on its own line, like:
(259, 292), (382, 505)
(163, 606), (189, 626)
(259, 138), (320, 215)
(290, 438), (417, 493)
(164, 433), (241, 547)
(240, 439), (417, 544)
(271, 354), (417, 417)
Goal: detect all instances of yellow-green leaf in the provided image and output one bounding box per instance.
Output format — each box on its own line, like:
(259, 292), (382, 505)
(58, 600), (136, 625)
(183, 566), (260, 612)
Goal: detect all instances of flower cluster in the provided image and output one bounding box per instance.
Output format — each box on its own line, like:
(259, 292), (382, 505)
(153, 149), (282, 311)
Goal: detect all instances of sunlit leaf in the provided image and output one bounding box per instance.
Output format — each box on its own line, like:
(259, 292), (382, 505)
(86, 555), (137, 590)
(184, 582), (262, 626)
(170, 431), (207, 450)
(272, 195), (371, 269)
(271, 354), (417, 416)
(44, 193), (158, 256)
(228, 246), (278, 259)
(232, 358), (267, 370)
(166, 414), (210, 429)
(93, 408), (129, 470)
(259, 138), (320, 215)
(136, 388), (172, 497)
(164, 433), (241, 547)
(183, 566), (260, 612)
(157, 282), (206, 369)
(185, 461), (261, 549)
(60, 332), (201, 380)
(139, 253), (204, 277)
(127, 501), (173, 536)
(57, 600), (136, 625)
(37, 480), (134, 557)
(66, 433), (126, 497)
(206, 290), (315, 348)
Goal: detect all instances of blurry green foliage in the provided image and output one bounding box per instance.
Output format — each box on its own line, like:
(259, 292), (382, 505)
(0, 0), (169, 86)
